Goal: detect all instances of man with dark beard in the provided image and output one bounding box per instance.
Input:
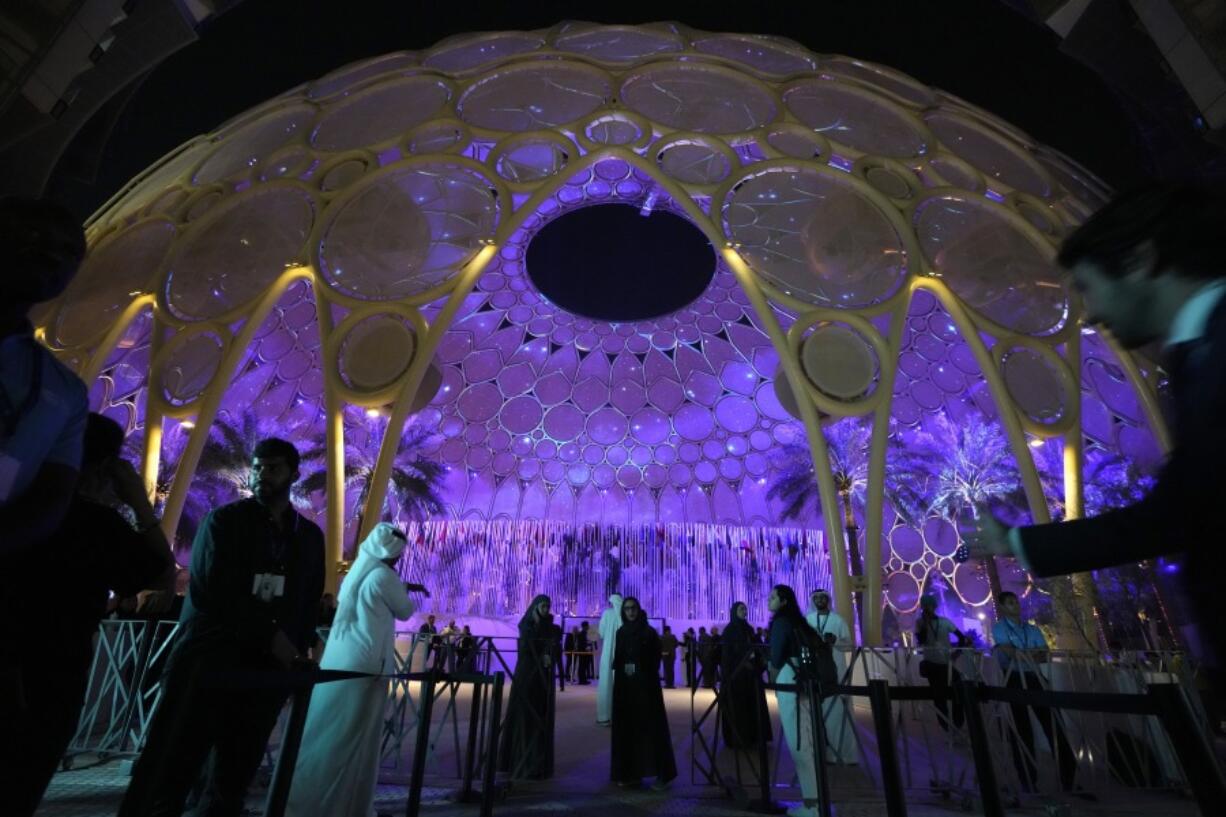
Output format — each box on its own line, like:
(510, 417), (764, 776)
(119, 438), (325, 816)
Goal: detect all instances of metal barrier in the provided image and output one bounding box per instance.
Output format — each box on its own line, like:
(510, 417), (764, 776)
(66, 618), (179, 761)
(690, 645), (1225, 816)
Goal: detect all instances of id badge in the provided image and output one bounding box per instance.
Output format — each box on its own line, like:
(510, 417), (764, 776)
(251, 573), (286, 602)
(541, 653), (551, 668)
(625, 662), (636, 677)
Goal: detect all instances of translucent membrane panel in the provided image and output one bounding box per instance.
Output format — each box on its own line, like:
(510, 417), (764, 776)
(691, 35), (817, 75)
(194, 105), (317, 185)
(784, 80), (928, 158)
(914, 194), (1068, 335)
(457, 64), (611, 131)
(88, 308), (154, 438)
(165, 186), (315, 321)
(307, 53), (417, 100)
(554, 27), (682, 61)
(317, 164), (499, 301)
(620, 64), (777, 134)
(924, 111), (1050, 197)
(423, 34), (544, 72)
(106, 141), (213, 224)
(723, 166), (909, 307)
(55, 219), (175, 347)
(311, 76), (452, 151)
(161, 331), (225, 406)
(821, 58), (938, 107)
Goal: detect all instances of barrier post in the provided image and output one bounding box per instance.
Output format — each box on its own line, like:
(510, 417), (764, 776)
(480, 671), (505, 817)
(460, 672), (485, 801)
(957, 680), (1003, 817)
(1147, 681), (1226, 814)
(808, 679), (832, 817)
(867, 679), (907, 817)
(263, 667), (315, 817)
(405, 669), (438, 817)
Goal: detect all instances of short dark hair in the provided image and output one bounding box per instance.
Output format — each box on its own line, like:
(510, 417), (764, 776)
(1057, 183), (1226, 281)
(83, 413), (125, 467)
(251, 437), (300, 470)
(997, 591), (1019, 606)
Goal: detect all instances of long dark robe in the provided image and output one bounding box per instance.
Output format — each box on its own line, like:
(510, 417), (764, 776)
(719, 617), (772, 748)
(498, 599), (556, 779)
(610, 617), (677, 783)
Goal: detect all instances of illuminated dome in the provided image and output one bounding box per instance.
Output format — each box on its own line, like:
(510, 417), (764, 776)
(40, 22), (1166, 640)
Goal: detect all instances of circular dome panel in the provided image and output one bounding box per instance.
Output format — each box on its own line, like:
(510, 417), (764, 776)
(339, 314), (415, 392)
(195, 105), (316, 185)
(1000, 346), (1068, 425)
(424, 33), (544, 72)
(55, 219), (175, 347)
(554, 26), (682, 62)
(821, 58), (938, 107)
(692, 35), (817, 75)
(307, 53), (417, 100)
(784, 80), (928, 158)
(161, 331), (224, 405)
(458, 64), (611, 131)
(925, 111), (1050, 197)
(318, 164), (499, 301)
(311, 76), (451, 151)
(166, 186), (315, 321)
(914, 193), (1068, 335)
(801, 324), (878, 400)
(620, 64), (777, 134)
(723, 166), (909, 307)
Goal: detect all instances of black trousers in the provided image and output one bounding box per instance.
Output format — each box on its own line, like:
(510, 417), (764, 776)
(118, 656), (288, 817)
(0, 652), (91, 817)
(1006, 671), (1076, 791)
(661, 653), (675, 688)
(918, 659), (964, 731)
(684, 652), (696, 688)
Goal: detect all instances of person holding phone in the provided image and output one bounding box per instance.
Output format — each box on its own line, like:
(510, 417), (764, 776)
(287, 523), (426, 816)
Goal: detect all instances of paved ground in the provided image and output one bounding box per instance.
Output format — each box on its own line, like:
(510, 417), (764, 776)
(37, 684), (1205, 816)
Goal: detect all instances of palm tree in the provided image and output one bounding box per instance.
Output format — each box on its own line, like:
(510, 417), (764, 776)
(296, 412), (446, 556)
(122, 423), (208, 565)
(893, 412), (1023, 600)
(768, 418), (917, 626)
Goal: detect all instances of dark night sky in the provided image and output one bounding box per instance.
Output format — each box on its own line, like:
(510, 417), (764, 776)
(48, 0), (1150, 215)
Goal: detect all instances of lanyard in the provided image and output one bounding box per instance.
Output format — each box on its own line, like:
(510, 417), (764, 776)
(1004, 619), (1031, 649)
(0, 341), (43, 439)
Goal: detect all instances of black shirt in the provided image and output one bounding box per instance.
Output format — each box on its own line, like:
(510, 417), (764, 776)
(172, 498), (324, 667)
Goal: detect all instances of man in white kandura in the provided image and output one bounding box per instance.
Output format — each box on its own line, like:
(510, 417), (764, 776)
(287, 523), (428, 817)
(596, 592), (623, 726)
(806, 589), (857, 764)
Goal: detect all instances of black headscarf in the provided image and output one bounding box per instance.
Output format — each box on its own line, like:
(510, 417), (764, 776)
(519, 594), (553, 638)
(722, 600), (755, 674)
(618, 595), (653, 653)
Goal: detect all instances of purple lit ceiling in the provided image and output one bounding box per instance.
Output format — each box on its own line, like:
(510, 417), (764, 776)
(46, 23), (1166, 625)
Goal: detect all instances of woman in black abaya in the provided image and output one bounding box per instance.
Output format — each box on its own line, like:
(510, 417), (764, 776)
(720, 601), (772, 749)
(610, 597), (677, 789)
(499, 594), (557, 779)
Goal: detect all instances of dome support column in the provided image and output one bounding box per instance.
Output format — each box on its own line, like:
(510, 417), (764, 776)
(722, 246), (855, 628)
(357, 245), (499, 545)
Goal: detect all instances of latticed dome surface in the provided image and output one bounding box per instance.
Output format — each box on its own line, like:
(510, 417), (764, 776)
(42, 22), (1164, 633)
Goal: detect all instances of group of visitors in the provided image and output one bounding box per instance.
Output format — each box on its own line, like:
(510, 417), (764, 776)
(2, 175), (1225, 817)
